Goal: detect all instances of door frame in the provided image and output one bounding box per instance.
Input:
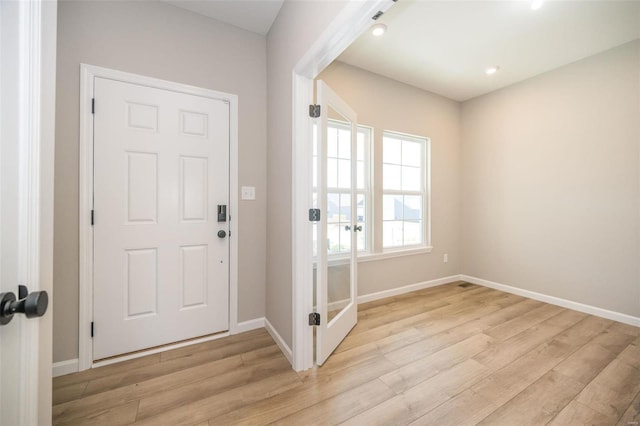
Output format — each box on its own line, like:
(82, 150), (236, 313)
(78, 64), (239, 371)
(0, 0), (56, 422)
(290, 0), (395, 371)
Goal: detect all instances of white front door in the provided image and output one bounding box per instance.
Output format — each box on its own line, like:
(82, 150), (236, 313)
(0, 0), (56, 424)
(93, 78), (230, 360)
(315, 81), (359, 365)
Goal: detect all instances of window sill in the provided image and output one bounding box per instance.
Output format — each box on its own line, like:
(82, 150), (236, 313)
(316, 246), (433, 267)
(358, 246), (433, 263)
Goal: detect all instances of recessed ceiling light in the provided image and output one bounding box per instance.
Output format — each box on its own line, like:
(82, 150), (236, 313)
(485, 66), (500, 75)
(531, 0), (544, 10)
(371, 23), (387, 37)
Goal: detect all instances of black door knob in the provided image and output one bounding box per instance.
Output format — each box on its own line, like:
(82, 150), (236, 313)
(0, 286), (48, 326)
(217, 230), (227, 238)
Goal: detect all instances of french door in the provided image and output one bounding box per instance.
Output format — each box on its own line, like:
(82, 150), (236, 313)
(315, 81), (359, 365)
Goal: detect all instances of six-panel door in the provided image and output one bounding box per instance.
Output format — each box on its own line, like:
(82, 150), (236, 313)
(93, 78), (230, 360)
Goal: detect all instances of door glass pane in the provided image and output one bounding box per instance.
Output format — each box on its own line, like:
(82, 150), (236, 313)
(326, 108), (354, 325)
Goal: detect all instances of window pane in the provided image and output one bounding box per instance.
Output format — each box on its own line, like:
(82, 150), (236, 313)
(327, 127), (338, 158)
(357, 161), (365, 190)
(327, 223), (341, 254)
(357, 194), (366, 251)
(383, 220), (403, 248)
(312, 222), (317, 257)
(383, 164), (401, 190)
(338, 129), (351, 159)
(402, 140), (422, 167)
(327, 193), (340, 223)
(339, 193), (351, 221)
(402, 166), (421, 191)
(403, 195), (422, 220)
(327, 158), (338, 188)
(337, 159), (351, 189)
(383, 195), (403, 221)
(383, 137), (401, 165)
(403, 220), (422, 245)
(339, 224), (351, 252)
(357, 136), (365, 161)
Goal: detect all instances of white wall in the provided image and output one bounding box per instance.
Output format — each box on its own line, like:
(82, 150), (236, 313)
(461, 40), (640, 318)
(266, 0), (348, 348)
(54, 0), (267, 363)
(318, 61), (461, 296)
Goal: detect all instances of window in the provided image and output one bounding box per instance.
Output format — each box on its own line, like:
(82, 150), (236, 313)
(313, 124), (430, 259)
(382, 132), (428, 249)
(313, 121), (372, 256)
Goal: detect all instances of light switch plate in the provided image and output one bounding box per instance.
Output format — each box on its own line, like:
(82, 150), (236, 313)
(241, 186), (256, 200)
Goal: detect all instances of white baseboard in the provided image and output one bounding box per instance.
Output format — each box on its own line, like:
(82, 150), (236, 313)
(53, 359), (79, 377)
(358, 275), (463, 304)
(265, 317), (293, 365)
(324, 275), (463, 313)
(236, 317), (265, 333)
(462, 275), (640, 327)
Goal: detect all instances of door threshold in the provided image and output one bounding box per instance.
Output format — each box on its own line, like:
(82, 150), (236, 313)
(92, 330), (230, 368)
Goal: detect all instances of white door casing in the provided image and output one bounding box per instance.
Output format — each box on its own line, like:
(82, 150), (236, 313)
(0, 0), (56, 424)
(79, 65), (239, 369)
(93, 78), (230, 360)
(315, 80), (358, 365)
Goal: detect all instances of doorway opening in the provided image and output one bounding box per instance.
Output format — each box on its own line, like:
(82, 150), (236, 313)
(291, 0), (395, 371)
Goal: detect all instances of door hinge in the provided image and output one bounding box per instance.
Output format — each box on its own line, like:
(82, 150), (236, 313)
(91, 321), (94, 338)
(308, 208), (320, 222)
(372, 10), (384, 20)
(91, 98), (95, 114)
(91, 210), (95, 226)
(309, 104), (321, 118)
(309, 312), (320, 326)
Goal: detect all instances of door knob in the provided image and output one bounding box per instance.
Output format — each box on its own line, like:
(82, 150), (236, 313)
(0, 285), (49, 326)
(217, 230), (227, 238)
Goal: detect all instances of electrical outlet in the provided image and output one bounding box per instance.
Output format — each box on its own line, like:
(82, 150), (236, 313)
(443, 253), (448, 263)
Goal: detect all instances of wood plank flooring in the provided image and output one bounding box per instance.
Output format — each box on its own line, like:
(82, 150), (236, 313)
(52, 281), (640, 425)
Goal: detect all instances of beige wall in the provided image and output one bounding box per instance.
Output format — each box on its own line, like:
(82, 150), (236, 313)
(461, 40), (640, 317)
(318, 62), (462, 296)
(266, 0), (348, 348)
(54, 1), (267, 363)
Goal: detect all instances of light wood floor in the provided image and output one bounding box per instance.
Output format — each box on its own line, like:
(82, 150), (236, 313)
(53, 282), (640, 425)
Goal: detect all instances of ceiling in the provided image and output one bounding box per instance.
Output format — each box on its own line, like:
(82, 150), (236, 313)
(338, 1), (640, 101)
(164, 0), (284, 35)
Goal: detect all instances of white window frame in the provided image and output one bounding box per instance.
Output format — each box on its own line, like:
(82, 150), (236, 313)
(381, 130), (431, 252)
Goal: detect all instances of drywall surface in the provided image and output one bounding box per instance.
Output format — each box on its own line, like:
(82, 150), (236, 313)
(318, 61), (462, 295)
(266, 0), (348, 349)
(461, 40), (640, 317)
(54, 0), (267, 363)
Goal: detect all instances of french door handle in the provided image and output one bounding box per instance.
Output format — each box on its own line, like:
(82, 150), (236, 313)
(344, 225), (351, 231)
(0, 285), (49, 326)
(354, 225), (362, 232)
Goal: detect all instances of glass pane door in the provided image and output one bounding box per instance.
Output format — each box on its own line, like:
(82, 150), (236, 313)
(315, 80), (358, 365)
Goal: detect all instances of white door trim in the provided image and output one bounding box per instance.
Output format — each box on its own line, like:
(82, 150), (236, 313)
(78, 64), (239, 371)
(0, 0), (56, 422)
(290, 0), (395, 371)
